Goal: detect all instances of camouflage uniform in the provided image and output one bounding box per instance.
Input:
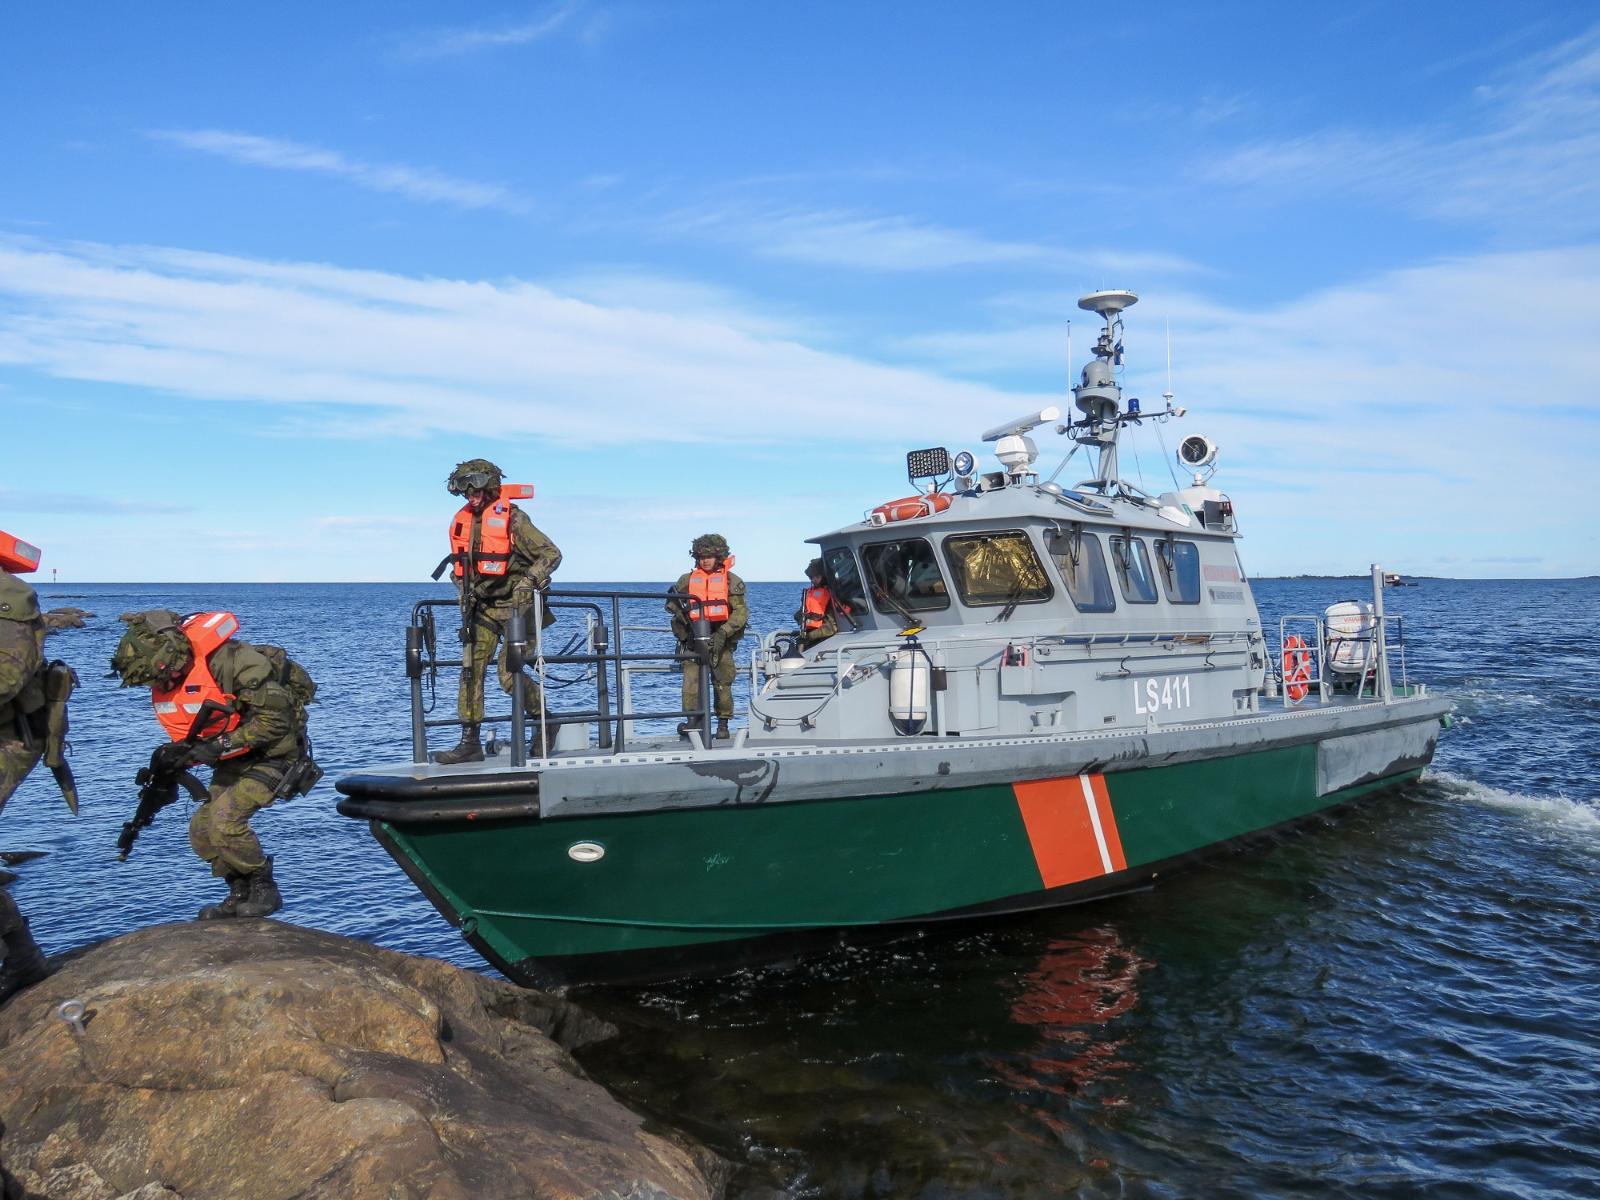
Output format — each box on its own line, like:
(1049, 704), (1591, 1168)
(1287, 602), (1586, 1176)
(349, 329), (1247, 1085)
(111, 616), (315, 920)
(455, 506), (563, 727)
(0, 573), (52, 1000)
(668, 536), (748, 727)
(183, 640), (305, 879)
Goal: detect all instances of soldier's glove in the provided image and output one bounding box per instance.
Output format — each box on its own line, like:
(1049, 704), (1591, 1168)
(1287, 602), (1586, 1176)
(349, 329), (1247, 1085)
(185, 738), (225, 767)
(710, 628), (729, 655)
(150, 741), (190, 774)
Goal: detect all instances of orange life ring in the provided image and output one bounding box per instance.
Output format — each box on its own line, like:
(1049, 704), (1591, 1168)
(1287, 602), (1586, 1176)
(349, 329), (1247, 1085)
(872, 492), (953, 523)
(1282, 634), (1312, 702)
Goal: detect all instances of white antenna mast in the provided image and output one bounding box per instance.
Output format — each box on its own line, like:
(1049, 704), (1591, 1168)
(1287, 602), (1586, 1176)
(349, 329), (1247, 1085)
(1065, 319), (1072, 398)
(1163, 317), (1174, 408)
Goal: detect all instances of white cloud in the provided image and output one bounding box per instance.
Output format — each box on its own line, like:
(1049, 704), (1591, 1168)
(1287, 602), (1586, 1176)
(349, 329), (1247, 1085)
(1196, 23), (1600, 234)
(0, 235), (1048, 449)
(393, 3), (584, 60)
(149, 129), (527, 213)
(650, 203), (1199, 276)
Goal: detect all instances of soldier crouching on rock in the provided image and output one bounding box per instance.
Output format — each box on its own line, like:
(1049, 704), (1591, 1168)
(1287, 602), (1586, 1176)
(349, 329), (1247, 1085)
(0, 530), (78, 1003)
(110, 609), (321, 921)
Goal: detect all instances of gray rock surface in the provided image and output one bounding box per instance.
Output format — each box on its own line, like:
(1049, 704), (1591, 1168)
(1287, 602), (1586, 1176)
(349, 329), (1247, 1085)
(0, 921), (724, 1200)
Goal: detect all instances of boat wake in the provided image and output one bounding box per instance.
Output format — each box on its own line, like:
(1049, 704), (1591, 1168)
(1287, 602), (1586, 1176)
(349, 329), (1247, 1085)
(1424, 769), (1600, 833)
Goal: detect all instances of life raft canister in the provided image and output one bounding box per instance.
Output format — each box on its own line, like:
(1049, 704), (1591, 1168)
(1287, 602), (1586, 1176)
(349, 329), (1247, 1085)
(871, 492), (953, 524)
(688, 556), (735, 623)
(447, 484), (533, 578)
(0, 530), (42, 574)
(152, 611), (245, 747)
(801, 585), (833, 631)
(1282, 634), (1312, 702)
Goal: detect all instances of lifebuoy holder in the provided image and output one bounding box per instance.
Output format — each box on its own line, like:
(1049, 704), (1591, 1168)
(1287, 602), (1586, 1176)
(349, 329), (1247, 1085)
(1282, 634), (1312, 702)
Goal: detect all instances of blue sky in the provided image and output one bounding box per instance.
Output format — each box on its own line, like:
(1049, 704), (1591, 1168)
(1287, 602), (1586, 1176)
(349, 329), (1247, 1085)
(2, 2), (1597, 581)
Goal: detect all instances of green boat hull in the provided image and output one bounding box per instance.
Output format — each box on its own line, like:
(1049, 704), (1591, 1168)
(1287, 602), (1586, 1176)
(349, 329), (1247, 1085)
(367, 738), (1427, 986)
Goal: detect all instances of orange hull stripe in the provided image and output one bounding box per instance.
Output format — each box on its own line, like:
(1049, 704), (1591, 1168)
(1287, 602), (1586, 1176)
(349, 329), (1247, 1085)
(1013, 773), (1126, 889)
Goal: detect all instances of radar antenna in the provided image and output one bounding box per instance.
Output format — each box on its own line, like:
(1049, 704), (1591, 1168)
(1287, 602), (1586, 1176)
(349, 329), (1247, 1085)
(1044, 289), (1185, 493)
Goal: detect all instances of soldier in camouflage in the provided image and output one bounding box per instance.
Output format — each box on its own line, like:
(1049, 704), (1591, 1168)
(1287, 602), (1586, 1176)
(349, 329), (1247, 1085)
(668, 533), (748, 741)
(110, 611), (319, 920)
(1, 534), (78, 1003)
(435, 459), (563, 764)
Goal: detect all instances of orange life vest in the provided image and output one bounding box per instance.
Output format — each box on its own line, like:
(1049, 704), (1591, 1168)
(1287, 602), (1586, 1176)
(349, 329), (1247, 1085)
(0, 529), (41, 574)
(801, 585), (834, 631)
(152, 611), (244, 746)
(448, 485), (530, 578)
(688, 559), (734, 624)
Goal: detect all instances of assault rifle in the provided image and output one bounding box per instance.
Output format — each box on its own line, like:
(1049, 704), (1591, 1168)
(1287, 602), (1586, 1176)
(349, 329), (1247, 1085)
(116, 699), (231, 861)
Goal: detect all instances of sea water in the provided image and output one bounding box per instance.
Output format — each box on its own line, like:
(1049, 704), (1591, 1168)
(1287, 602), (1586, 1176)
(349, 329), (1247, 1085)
(4, 577), (1597, 1199)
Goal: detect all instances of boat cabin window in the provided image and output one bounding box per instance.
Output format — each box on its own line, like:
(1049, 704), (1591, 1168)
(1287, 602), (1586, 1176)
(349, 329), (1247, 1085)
(1046, 527), (1116, 613)
(942, 531), (1053, 608)
(1109, 534), (1158, 604)
(1153, 538), (1201, 604)
(861, 538), (951, 614)
(821, 547), (868, 618)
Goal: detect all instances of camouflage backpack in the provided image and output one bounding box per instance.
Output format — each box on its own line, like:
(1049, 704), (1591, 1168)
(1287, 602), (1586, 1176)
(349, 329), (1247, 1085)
(256, 644), (317, 709)
(0, 572), (44, 712)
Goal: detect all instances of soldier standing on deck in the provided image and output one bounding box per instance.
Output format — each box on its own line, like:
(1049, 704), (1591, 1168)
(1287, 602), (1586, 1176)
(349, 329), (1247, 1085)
(110, 610), (320, 921)
(0, 531), (78, 1002)
(433, 459), (563, 764)
(668, 533), (747, 742)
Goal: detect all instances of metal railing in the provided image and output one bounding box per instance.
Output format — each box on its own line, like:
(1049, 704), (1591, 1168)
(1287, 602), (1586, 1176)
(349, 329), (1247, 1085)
(404, 588), (714, 766)
(1274, 614), (1409, 707)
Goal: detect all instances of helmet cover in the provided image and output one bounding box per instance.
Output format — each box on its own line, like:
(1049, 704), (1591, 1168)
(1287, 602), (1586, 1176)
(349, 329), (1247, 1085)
(109, 610), (191, 689)
(691, 533), (730, 558)
(447, 458), (505, 497)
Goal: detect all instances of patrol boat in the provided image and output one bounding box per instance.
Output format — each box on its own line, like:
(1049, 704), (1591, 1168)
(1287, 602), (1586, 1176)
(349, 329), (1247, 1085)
(337, 289), (1451, 987)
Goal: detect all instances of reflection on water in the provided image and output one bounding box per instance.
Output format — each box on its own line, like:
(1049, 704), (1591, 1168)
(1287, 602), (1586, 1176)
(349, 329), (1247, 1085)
(994, 926), (1147, 1107)
(576, 919), (1157, 1198)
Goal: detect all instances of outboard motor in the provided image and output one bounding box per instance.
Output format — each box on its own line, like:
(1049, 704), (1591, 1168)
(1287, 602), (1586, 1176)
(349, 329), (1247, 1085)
(1323, 601), (1376, 692)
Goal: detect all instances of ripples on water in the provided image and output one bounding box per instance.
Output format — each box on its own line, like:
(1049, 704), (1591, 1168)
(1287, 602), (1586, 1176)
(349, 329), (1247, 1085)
(5, 578), (1598, 1198)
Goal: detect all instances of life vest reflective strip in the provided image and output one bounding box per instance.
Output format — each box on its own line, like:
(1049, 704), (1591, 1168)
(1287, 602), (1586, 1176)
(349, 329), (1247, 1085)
(801, 586), (833, 631)
(688, 566), (732, 623)
(448, 493), (525, 578)
(151, 611), (243, 744)
(1282, 634), (1312, 702)
(872, 493), (953, 523)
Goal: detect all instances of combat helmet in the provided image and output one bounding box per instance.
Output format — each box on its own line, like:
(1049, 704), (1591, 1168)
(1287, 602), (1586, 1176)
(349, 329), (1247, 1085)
(690, 533), (730, 559)
(447, 458), (504, 497)
(109, 609), (192, 689)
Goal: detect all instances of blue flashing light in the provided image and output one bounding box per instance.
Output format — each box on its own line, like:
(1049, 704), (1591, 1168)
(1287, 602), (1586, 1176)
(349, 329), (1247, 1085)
(1127, 398), (1141, 414)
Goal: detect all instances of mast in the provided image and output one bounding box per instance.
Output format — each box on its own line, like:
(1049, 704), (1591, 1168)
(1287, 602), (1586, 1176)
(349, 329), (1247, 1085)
(1072, 289), (1138, 488)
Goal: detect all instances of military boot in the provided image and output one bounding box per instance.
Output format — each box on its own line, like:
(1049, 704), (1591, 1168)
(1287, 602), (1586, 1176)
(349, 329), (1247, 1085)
(234, 858), (283, 919)
(197, 872), (250, 920)
(529, 718), (558, 759)
(434, 724), (484, 765)
(0, 936), (49, 1005)
(714, 718), (731, 741)
(676, 718), (702, 739)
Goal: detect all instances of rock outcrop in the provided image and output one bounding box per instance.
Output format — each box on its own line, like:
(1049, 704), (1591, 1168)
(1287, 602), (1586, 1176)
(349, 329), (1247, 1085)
(41, 608), (93, 633)
(0, 922), (724, 1200)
